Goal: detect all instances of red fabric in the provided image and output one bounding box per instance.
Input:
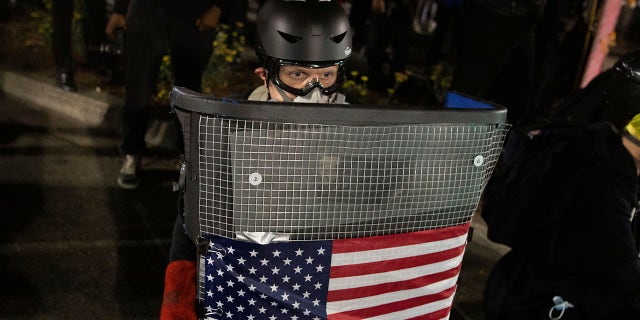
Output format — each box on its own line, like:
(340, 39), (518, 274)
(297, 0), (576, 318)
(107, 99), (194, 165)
(160, 260), (197, 320)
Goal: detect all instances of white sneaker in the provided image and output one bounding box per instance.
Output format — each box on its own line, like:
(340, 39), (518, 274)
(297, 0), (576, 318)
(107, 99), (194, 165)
(117, 154), (141, 189)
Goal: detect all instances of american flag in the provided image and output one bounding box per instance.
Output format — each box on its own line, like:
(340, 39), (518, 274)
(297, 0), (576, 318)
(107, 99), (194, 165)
(201, 223), (469, 320)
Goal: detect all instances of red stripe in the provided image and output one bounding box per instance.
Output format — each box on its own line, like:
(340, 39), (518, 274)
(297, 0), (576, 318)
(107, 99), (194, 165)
(327, 286), (457, 319)
(332, 223), (470, 254)
(327, 263), (462, 301)
(330, 245), (465, 278)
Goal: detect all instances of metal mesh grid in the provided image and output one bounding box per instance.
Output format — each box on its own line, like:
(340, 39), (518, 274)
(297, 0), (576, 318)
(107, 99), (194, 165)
(196, 115), (509, 241)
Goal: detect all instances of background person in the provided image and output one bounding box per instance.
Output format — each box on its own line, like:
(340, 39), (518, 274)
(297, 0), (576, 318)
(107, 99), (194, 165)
(106, 0), (237, 189)
(484, 50), (640, 320)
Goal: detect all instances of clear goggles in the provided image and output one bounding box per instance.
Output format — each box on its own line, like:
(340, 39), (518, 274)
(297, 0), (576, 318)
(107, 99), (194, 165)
(270, 60), (343, 96)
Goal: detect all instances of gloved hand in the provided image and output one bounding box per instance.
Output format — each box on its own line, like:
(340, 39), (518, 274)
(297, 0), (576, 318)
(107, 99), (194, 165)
(160, 260), (197, 320)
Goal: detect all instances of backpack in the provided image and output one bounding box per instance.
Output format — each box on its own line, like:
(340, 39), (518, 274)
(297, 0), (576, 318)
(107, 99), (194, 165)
(481, 70), (613, 247)
(481, 124), (582, 247)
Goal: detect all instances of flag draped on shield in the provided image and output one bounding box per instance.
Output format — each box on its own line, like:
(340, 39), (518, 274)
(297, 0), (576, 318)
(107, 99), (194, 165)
(201, 223), (470, 319)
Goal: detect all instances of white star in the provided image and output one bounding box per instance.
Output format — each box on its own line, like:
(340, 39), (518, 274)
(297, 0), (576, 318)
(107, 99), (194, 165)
(207, 256), (215, 265)
(249, 250), (258, 257)
(305, 256), (314, 264)
(217, 269), (224, 276)
(225, 311), (233, 318)
(304, 274), (313, 282)
(303, 309), (311, 316)
(258, 306), (267, 313)
(259, 276), (268, 283)
(292, 283), (301, 291)
(215, 251), (225, 259)
(216, 301), (224, 308)
(248, 284), (257, 291)
(302, 291), (311, 298)
(291, 301), (301, 309)
(226, 264), (234, 272)
(270, 284), (279, 292)
(216, 285), (224, 292)
(206, 290), (214, 297)
(248, 266), (258, 274)
(317, 247), (326, 255)
(206, 305), (214, 313)
(226, 295), (235, 303)
(237, 289), (246, 297)
(248, 315), (255, 320)
(281, 307), (289, 314)
(227, 246), (235, 254)
(271, 301), (278, 307)
(282, 258), (292, 265)
(314, 282), (323, 290)
(269, 315), (277, 320)
(292, 315), (299, 320)
(248, 298), (257, 306)
(313, 317), (322, 320)
(281, 292), (290, 301)
(293, 266), (302, 274)
(236, 274), (246, 283)
(315, 264), (324, 272)
(295, 248), (304, 256)
(272, 249), (281, 257)
(312, 299), (321, 306)
(260, 258), (269, 266)
(271, 266), (280, 275)
(226, 279), (235, 287)
(237, 257), (246, 265)
(281, 275), (291, 283)
(208, 240), (215, 248)
(206, 274), (214, 282)
(260, 294), (268, 299)
(236, 305), (245, 312)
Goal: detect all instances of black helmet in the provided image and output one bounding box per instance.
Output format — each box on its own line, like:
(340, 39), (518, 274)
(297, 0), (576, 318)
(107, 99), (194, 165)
(603, 50), (640, 129)
(255, 0), (352, 95)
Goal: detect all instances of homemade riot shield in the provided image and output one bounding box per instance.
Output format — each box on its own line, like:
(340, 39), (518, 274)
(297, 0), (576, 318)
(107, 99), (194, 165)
(171, 87), (509, 319)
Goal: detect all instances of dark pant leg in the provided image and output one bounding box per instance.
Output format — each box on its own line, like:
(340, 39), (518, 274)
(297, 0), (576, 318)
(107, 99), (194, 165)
(82, 0), (106, 47)
(165, 17), (215, 92)
(51, 0), (73, 72)
(120, 0), (166, 155)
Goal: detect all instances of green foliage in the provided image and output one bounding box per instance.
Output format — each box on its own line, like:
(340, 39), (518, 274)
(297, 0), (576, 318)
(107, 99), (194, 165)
(31, 0), (86, 58)
(155, 22), (258, 104)
(202, 22), (249, 96)
(426, 62), (454, 104)
(342, 70), (370, 104)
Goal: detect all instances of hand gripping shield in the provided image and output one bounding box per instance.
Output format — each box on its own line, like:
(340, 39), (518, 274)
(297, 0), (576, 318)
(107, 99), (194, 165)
(171, 87), (509, 319)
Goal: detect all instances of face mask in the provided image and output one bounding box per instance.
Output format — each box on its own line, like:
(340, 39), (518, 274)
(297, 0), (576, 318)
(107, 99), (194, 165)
(293, 87), (332, 103)
(271, 83), (334, 103)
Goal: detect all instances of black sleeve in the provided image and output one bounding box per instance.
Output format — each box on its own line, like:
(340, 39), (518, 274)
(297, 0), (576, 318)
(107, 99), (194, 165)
(113, 0), (129, 14)
(169, 191), (197, 261)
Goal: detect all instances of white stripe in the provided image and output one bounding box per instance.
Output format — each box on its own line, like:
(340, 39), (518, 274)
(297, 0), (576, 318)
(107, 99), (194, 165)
(326, 276), (459, 314)
(328, 253), (463, 290)
(331, 234), (467, 267)
(365, 293), (455, 320)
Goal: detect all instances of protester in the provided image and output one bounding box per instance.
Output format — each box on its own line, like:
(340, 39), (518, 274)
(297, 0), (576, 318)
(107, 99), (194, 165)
(483, 50), (640, 320)
(159, 0), (352, 317)
(106, 0), (236, 189)
(51, 0), (107, 91)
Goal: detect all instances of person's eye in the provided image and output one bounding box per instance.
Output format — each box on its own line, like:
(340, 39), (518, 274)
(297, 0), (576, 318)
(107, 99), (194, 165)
(322, 72), (334, 79)
(290, 71), (304, 79)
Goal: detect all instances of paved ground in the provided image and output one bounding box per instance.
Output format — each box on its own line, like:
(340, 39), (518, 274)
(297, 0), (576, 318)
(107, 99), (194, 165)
(0, 92), (181, 319)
